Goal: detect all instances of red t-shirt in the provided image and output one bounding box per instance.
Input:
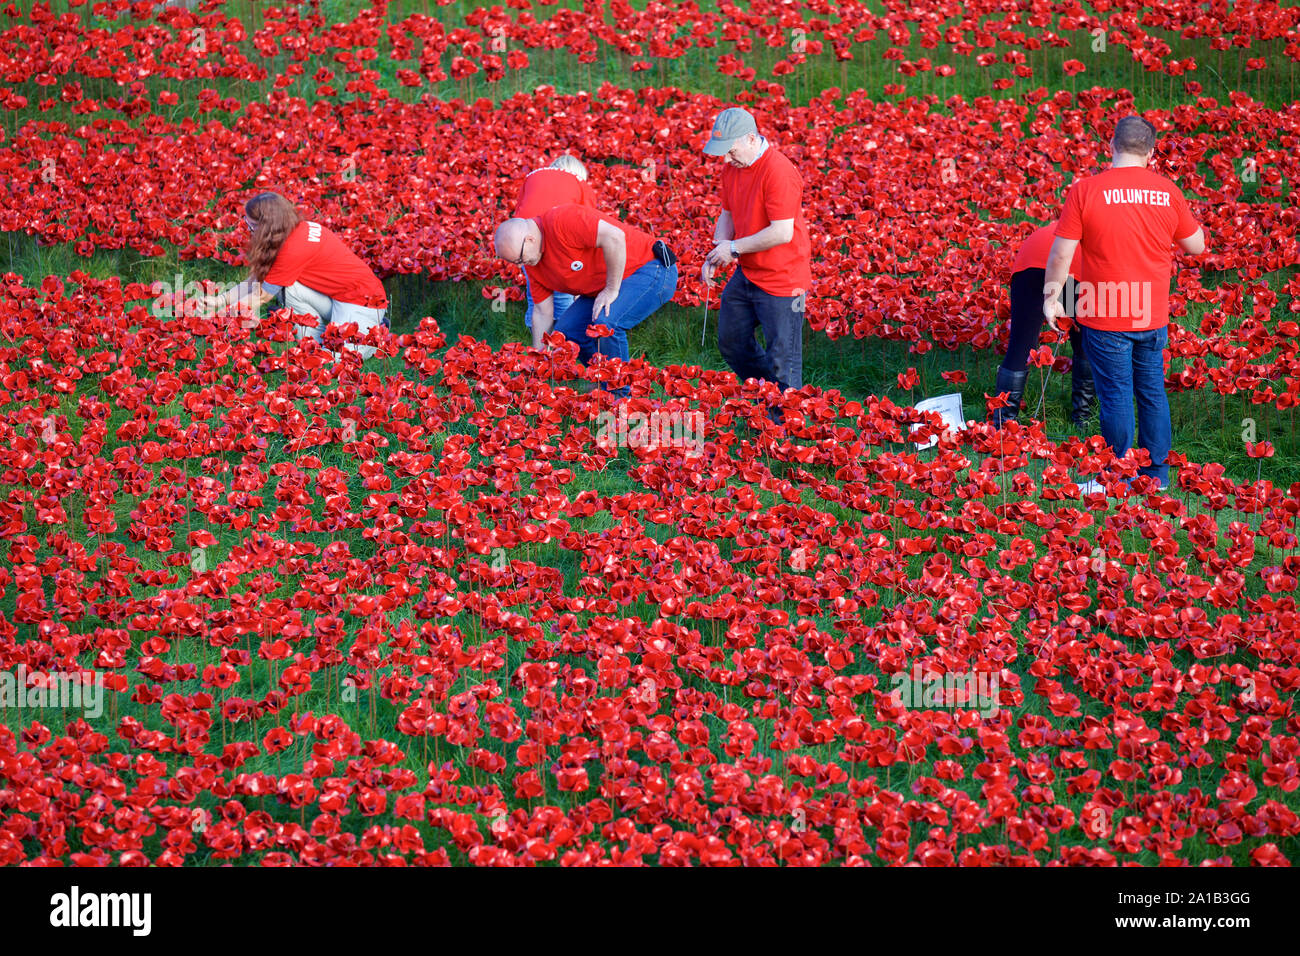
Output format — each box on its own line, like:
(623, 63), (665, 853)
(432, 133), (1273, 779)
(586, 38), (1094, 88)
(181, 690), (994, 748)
(1056, 166), (1200, 331)
(264, 220), (387, 309)
(514, 168), (598, 218)
(1013, 223), (1082, 276)
(525, 204), (656, 302)
(719, 144), (812, 296)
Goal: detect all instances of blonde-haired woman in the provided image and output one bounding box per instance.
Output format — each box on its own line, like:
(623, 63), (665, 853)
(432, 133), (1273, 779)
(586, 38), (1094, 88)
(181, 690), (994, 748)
(548, 154), (589, 181)
(204, 192), (389, 358)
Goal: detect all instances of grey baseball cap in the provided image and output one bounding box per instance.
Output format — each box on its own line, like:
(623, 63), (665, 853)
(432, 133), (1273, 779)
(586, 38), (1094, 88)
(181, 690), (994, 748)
(702, 108), (758, 155)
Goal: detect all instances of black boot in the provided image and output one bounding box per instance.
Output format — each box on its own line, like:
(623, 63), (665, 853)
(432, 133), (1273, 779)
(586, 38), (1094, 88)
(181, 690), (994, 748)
(1069, 326), (1096, 430)
(991, 366), (1028, 427)
(1070, 370), (1096, 431)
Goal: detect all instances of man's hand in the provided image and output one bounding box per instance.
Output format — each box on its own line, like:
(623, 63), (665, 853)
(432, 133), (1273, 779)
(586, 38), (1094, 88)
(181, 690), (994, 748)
(1042, 237), (1078, 334)
(703, 242), (734, 281)
(594, 220), (628, 313)
(1043, 296), (1065, 333)
(705, 210), (737, 281)
(532, 295), (554, 349)
(592, 287), (619, 321)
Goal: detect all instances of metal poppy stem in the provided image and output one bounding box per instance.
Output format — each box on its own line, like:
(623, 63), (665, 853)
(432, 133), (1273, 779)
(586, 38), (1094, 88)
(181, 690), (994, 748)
(701, 281), (711, 347)
(1032, 354), (1054, 422)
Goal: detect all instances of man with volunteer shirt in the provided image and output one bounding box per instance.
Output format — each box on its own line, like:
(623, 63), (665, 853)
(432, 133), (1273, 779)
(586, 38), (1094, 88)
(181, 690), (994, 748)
(493, 203), (678, 366)
(513, 155), (599, 332)
(1044, 116), (1205, 494)
(991, 221), (1093, 428)
(701, 107), (812, 399)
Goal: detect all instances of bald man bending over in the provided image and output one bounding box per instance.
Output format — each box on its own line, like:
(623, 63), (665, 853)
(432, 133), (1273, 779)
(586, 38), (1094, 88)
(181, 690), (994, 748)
(494, 206), (678, 372)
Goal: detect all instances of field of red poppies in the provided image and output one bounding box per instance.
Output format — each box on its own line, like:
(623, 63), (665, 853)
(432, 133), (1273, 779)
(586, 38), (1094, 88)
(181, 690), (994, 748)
(0, 0), (1297, 866)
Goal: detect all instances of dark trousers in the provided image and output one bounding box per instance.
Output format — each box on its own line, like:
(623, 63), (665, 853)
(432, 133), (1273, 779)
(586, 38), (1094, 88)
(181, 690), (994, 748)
(1004, 268), (1091, 384)
(717, 267), (803, 392)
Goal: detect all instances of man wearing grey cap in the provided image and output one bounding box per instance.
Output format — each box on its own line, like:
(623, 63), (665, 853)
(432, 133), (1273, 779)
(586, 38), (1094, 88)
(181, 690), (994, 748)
(701, 107), (812, 402)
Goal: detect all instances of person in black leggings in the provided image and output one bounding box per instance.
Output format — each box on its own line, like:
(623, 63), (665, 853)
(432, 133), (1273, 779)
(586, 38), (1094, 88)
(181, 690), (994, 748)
(994, 223), (1095, 428)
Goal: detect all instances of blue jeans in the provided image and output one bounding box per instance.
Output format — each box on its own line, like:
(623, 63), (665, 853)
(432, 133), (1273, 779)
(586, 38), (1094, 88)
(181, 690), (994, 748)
(717, 267), (804, 392)
(553, 259), (678, 365)
(523, 272), (573, 331)
(1080, 324), (1171, 486)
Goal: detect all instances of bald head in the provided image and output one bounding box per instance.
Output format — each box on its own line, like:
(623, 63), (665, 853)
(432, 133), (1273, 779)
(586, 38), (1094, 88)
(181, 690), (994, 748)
(495, 218), (541, 266)
(494, 219), (526, 256)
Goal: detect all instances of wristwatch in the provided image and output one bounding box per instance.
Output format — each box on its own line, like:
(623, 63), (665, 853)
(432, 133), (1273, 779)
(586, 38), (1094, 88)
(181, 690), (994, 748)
(729, 240), (738, 258)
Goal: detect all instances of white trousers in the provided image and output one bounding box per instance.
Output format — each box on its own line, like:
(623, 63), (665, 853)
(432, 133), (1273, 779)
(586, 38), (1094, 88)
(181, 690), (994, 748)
(282, 282), (387, 360)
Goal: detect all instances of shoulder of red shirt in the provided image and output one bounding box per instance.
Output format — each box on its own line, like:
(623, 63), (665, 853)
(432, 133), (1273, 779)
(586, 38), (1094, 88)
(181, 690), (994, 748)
(541, 202), (597, 224)
(281, 220), (310, 243)
(763, 145), (797, 172)
(540, 203), (600, 244)
(1082, 164), (1182, 191)
(264, 221), (310, 280)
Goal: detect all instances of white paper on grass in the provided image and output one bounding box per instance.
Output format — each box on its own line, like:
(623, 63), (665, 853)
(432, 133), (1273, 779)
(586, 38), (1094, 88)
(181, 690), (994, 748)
(910, 392), (968, 450)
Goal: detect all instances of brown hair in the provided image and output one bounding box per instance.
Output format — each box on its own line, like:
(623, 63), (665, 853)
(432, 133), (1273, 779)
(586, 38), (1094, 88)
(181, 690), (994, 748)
(1113, 116), (1157, 157)
(244, 192), (301, 281)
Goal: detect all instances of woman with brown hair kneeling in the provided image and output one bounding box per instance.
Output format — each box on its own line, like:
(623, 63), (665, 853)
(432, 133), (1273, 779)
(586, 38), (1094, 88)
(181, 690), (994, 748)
(204, 192), (389, 359)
